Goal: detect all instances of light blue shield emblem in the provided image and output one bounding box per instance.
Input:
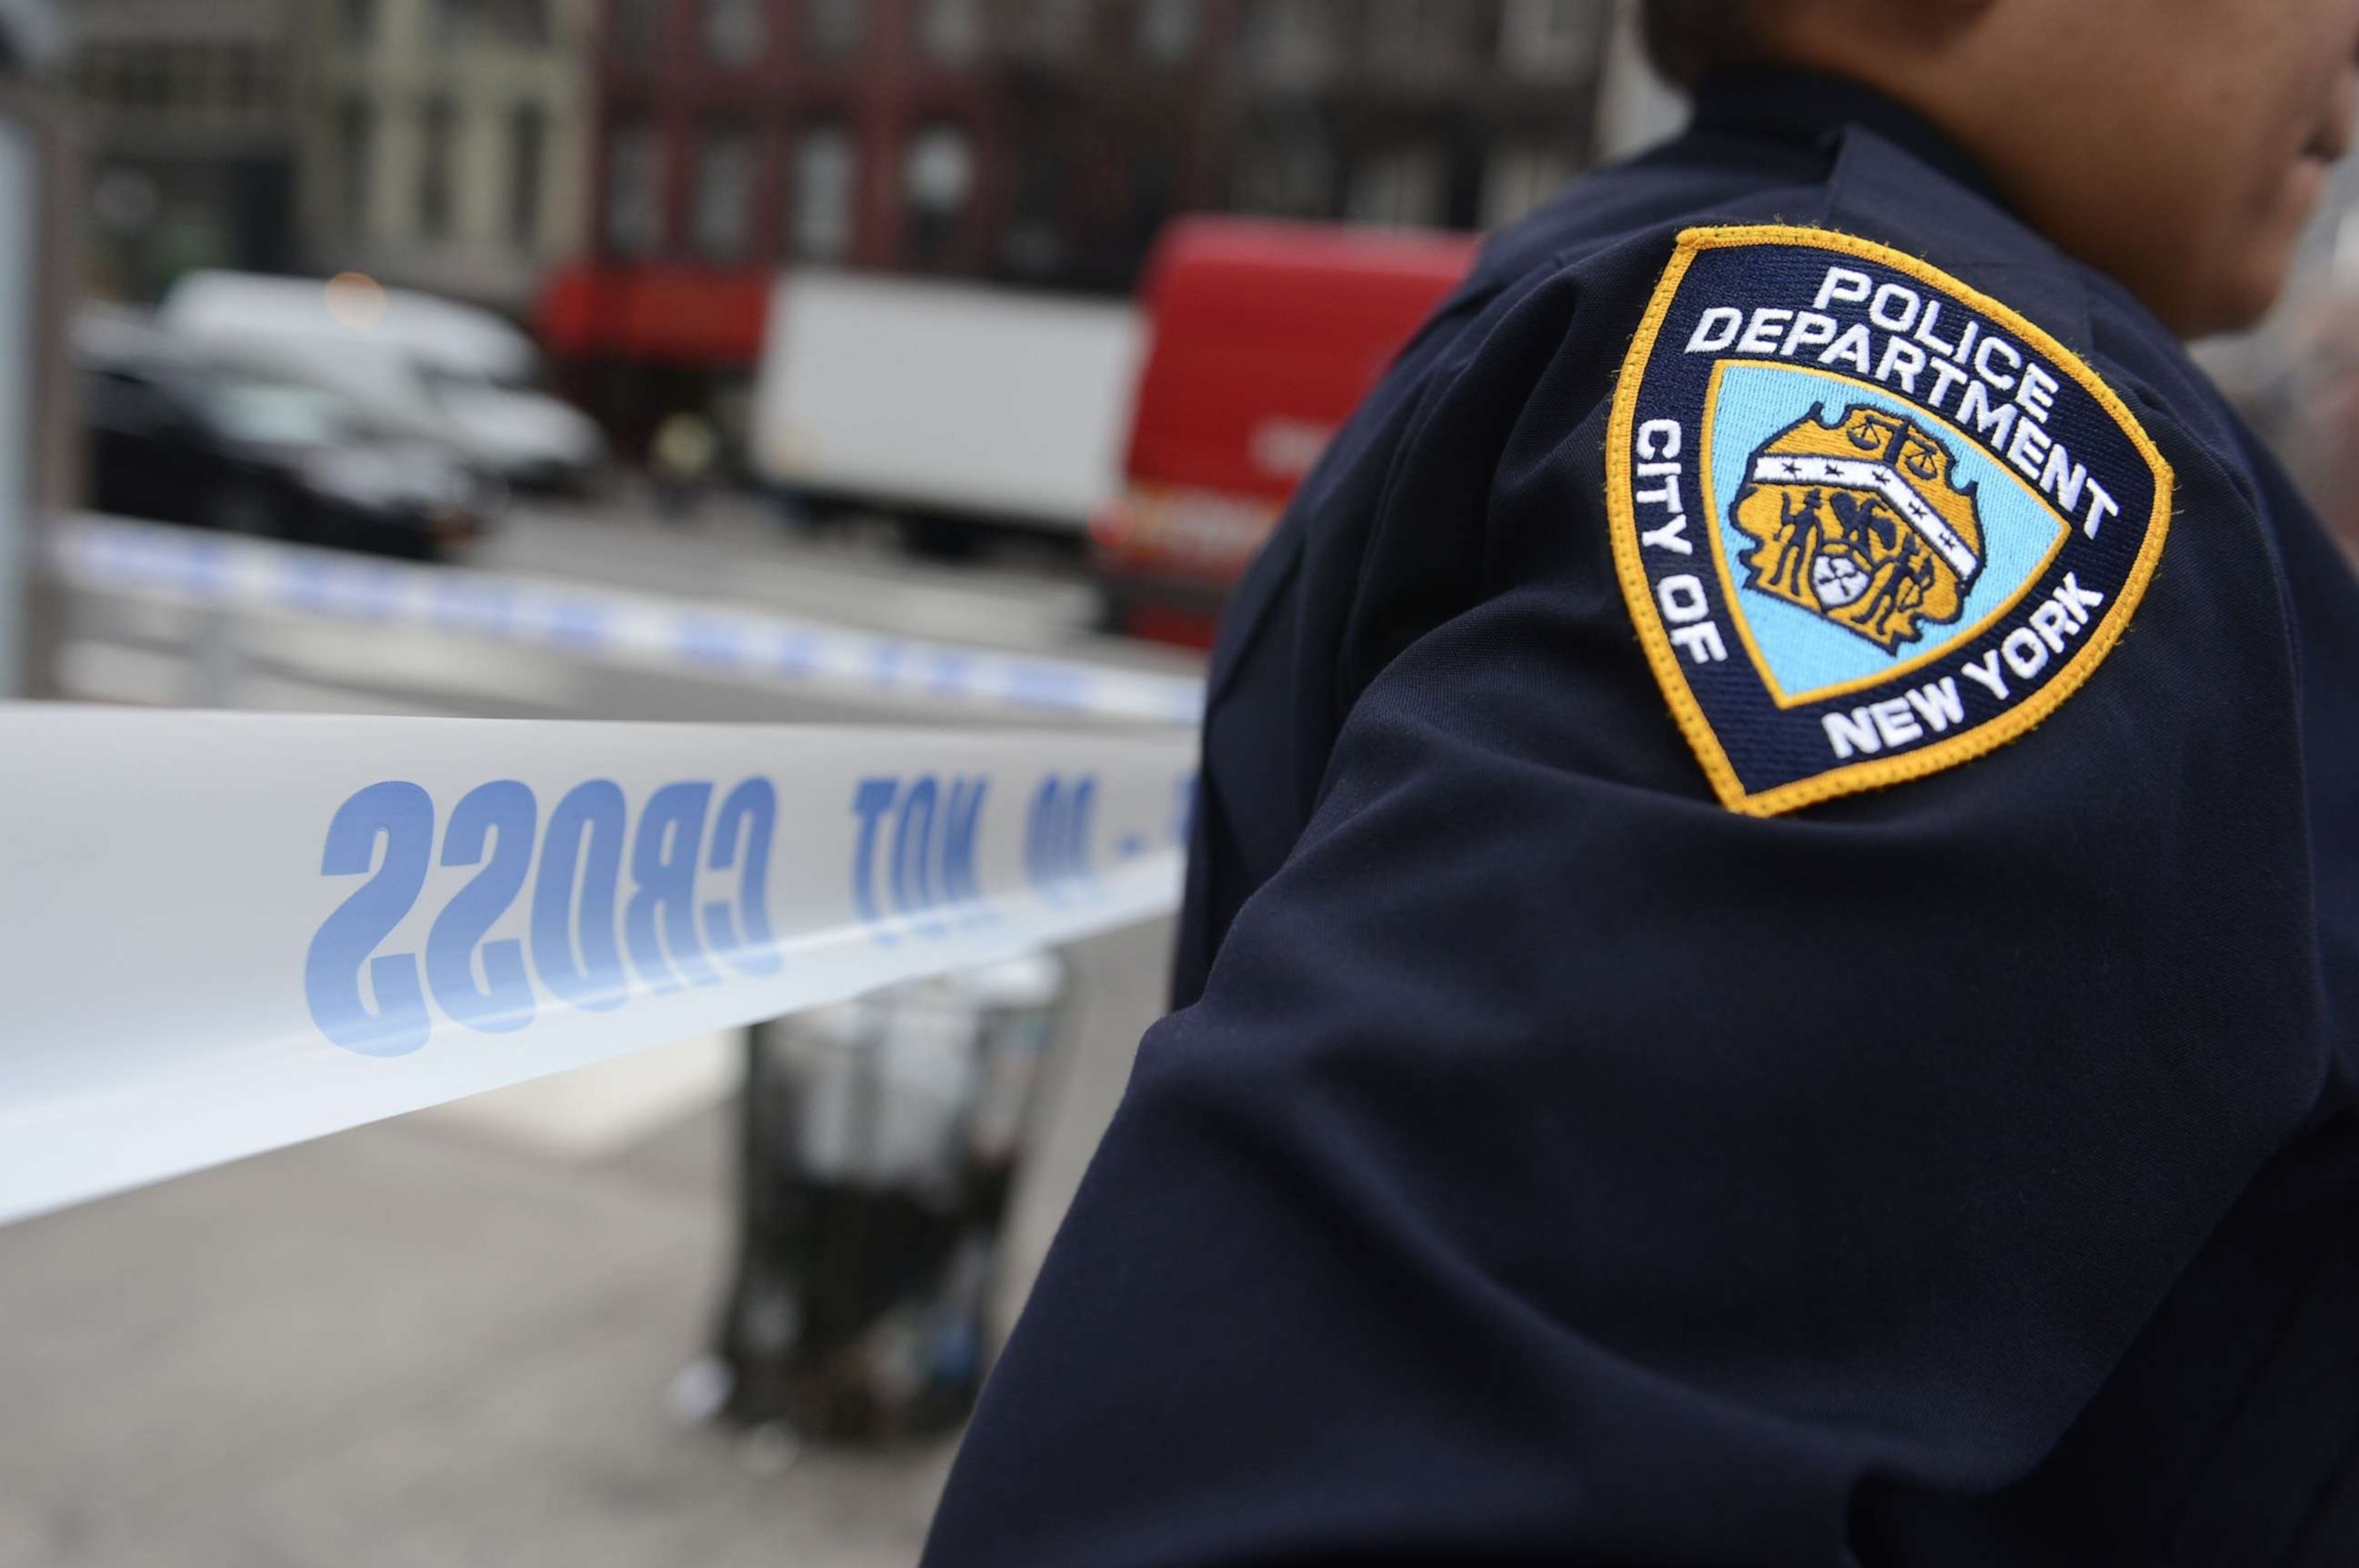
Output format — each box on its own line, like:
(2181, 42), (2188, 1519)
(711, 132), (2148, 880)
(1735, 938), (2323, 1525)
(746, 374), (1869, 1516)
(1702, 362), (2068, 707)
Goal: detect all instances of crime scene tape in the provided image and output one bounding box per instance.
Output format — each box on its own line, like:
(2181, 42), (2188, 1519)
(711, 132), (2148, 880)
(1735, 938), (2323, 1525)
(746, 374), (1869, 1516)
(0, 706), (1195, 1225)
(51, 514), (1207, 727)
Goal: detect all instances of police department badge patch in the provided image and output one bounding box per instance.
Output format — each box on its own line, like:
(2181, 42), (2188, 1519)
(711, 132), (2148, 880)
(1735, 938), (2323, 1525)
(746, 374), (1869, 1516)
(1608, 225), (2172, 815)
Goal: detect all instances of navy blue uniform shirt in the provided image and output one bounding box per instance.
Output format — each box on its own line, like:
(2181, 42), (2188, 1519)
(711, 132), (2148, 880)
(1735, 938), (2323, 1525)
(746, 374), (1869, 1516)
(925, 71), (2359, 1566)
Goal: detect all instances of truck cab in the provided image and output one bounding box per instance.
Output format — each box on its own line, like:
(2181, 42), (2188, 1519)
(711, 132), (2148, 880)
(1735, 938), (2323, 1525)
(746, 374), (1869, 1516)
(1093, 217), (1479, 647)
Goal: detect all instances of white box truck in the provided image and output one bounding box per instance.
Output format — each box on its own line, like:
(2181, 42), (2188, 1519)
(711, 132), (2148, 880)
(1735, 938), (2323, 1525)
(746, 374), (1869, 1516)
(750, 272), (1143, 553)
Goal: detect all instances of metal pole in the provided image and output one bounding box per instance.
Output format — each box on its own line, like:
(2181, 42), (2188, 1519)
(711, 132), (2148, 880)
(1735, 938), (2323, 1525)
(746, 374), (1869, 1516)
(0, 111), (38, 699)
(0, 68), (81, 701)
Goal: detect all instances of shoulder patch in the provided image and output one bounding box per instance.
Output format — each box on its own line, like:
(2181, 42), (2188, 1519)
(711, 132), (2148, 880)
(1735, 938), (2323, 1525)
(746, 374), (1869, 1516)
(1606, 224), (2171, 816)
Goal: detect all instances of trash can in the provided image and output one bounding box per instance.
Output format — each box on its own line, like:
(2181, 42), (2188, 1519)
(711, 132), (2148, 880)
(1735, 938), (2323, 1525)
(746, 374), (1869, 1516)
(706, 951), (1070, 1444)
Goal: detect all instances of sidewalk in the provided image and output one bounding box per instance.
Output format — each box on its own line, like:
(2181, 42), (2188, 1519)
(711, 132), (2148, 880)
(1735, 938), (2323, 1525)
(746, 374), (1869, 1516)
(0, 918), (1171, 1568)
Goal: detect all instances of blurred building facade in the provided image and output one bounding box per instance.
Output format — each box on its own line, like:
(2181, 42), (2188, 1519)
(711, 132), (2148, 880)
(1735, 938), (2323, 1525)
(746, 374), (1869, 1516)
(1228, 0), (1610, 233)
(544, 0), (1613, 438)
(304, 0), (595, 311)
(68, 0), (313, 299)
(578, 0), (1610, 286)
(586, 0), (1243, 288)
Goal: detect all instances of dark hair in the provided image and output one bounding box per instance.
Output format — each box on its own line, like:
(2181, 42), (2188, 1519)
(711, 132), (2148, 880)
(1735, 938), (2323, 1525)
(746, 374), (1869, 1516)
(1639, 0), (1780, 91)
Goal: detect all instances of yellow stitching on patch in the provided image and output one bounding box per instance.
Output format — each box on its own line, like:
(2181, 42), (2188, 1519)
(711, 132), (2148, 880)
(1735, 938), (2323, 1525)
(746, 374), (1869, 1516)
(1605, 223), (2175, 818)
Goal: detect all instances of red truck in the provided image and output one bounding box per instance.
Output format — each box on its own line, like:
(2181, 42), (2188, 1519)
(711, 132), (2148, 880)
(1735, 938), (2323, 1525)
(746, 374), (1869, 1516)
(1092, 217), (1481, 647)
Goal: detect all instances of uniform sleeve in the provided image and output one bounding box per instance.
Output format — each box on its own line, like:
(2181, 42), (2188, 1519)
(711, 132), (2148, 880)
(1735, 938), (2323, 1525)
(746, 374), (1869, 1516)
(920, 400), (2328, 1564)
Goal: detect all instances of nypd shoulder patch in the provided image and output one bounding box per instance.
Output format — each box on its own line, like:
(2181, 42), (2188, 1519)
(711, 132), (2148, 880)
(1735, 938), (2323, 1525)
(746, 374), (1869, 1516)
(1608, 224), (2172, 817)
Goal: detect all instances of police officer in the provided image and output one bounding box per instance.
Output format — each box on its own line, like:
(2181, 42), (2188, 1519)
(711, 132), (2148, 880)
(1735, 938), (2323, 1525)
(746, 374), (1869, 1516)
(927, 1), (2359, 1560)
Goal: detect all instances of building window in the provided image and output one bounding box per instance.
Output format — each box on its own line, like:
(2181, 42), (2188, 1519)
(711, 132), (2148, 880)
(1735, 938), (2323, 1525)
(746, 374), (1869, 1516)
(1136, 0), (1198, 62)
(1017, 0), (1087, 57)
(1346, 144), (1448, 228)
(1483, 144), (1576, 229)
(434, 0), (551, 48)
(89, 166), (162, 238)
(611, 0), (665, 58)
(1125, 152), (1178, 258)
(703, 0), (765, 64)
(99, 44), (131, 104)
(918, 0), (985, 64)
(509, 104), (548, 246)
(692, 124), (756, 259)
(791, 125), (858, 262)
(142, 44), (179, 106)
(431, 0), (479, 50)
(1246, 0), (1342, 84)
(337, 98), (376, 237)
(114, 44), (144, 104)
(606, 119), (663, 256)
(1003, 143), (1069, 276)
(1367, 0), (1465, 74)
(419, 97), (458, 239)
(804, 0), (864, 59)
(340, 0), (378, 49)
(902, 122), (974, 266)
(99, 44), (133, 106)
(222, 45), (260, 111)
(1233, 114), (1335, 217)
(1500, 0), (1598, 78)
(500, 0), (554, 45)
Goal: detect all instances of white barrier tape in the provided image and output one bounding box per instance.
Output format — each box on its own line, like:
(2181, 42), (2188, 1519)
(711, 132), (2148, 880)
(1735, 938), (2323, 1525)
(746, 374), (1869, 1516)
(51, 514), (1208, 727)
(0, 706), (1195, 1224)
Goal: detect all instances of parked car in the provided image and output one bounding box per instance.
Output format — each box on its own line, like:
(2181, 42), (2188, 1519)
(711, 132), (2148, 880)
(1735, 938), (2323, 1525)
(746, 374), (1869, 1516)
(1091, 218), (1481, 646)
(76, 311), (495, 560)
(157, 271), (609, 494)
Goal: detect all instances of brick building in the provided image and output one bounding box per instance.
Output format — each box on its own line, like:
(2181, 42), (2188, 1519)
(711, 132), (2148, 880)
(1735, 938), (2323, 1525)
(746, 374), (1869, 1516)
(542, 0), (1612, 445)
(578, 0), (1610, 280)
(584, 0), (1238, 287)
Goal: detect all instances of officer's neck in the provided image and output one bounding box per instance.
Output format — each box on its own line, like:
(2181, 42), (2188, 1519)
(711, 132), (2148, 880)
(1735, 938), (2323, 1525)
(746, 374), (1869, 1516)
(1687, 65), (2012, 216)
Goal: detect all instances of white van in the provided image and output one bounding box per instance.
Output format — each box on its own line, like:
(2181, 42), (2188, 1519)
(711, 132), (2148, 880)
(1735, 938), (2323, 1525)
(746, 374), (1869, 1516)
(158, 271), (607, 492)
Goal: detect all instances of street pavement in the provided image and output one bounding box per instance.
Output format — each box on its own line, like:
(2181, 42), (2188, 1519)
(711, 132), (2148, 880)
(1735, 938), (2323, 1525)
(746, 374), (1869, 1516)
(3, 498), (1193, 1566)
